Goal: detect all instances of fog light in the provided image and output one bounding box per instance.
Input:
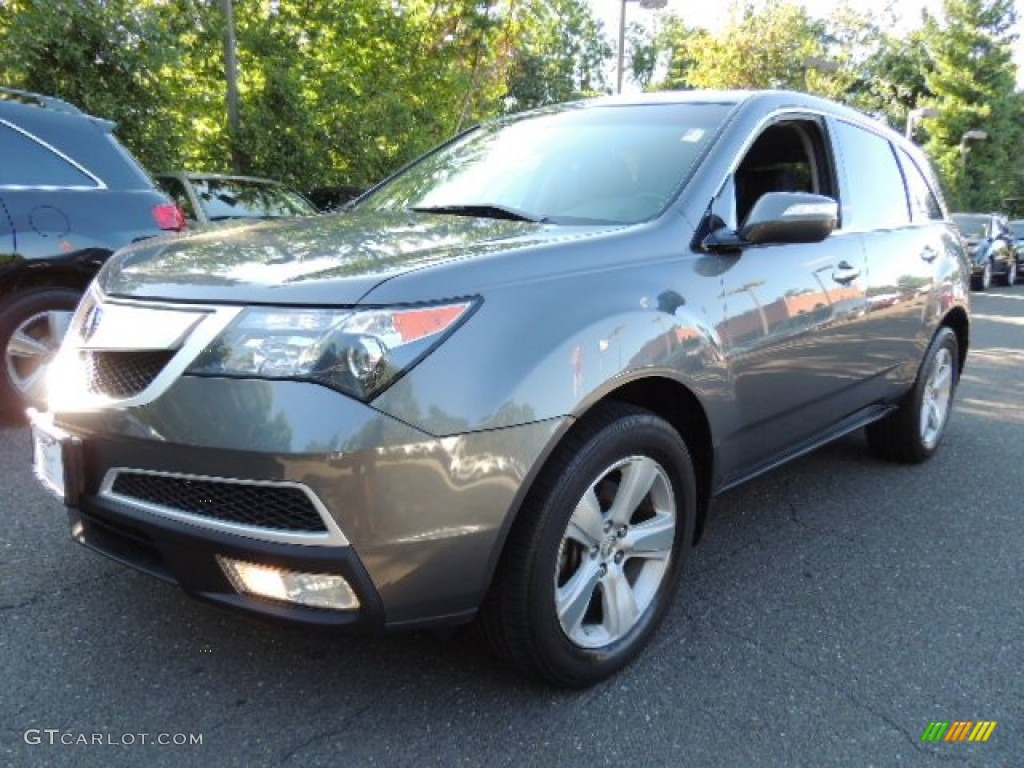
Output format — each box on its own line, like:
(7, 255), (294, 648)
(217, 556), (360, 611)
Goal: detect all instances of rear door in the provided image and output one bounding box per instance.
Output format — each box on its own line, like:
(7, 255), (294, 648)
(830, 119), (946, 400)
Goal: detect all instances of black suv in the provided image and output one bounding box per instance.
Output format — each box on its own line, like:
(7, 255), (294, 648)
(0, 87), (185, 411)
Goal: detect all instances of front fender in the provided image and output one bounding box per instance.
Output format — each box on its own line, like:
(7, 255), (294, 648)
(371, 266), (728, 438)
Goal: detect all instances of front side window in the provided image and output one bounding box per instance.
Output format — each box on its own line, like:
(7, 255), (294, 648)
(732, 119), (832, 226)
(359, 103), (734, 225)
(833, 120), (910, 231)
(0, 122), (97, 188)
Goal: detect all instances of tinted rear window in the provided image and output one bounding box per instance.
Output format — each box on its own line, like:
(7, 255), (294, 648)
(1, 106), (153, 190)
(0, 122), (96, 187)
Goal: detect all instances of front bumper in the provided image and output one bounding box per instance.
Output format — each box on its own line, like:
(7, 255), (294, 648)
(42, 376), (564, 629)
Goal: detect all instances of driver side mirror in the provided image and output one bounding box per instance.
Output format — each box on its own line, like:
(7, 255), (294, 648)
(703, 192), (838, 250)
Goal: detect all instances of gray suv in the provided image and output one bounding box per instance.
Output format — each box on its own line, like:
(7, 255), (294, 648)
(31, 90), (970, 687)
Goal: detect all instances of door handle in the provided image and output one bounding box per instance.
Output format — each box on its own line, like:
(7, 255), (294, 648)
(920, 246), (938, 263)
(831, 261), (860, 285)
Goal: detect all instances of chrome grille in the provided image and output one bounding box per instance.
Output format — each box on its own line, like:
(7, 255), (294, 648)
(109, 472), (329, 533)
(82, 350), (175, 398)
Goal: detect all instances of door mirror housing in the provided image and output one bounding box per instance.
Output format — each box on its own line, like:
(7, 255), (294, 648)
(740, 192), (838, 245)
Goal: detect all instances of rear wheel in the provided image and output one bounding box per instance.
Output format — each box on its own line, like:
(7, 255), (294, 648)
(478, 403), (696, 687)
(866, 326), (958, 463)
(0, 287), (81, 412)
(1001, 258), (1018, 287)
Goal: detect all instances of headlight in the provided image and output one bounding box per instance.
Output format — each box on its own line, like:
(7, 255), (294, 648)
(186, 299), (476, 400)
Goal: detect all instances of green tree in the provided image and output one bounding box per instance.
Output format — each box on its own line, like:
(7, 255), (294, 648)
(920, 0), (1020, 210)
(502, 0), (610, 112)
(656, 2), (826, 91)
(0, 0), (190, 171)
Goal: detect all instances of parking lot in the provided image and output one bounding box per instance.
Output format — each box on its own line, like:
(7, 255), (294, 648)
(1, 287), (1021, 767)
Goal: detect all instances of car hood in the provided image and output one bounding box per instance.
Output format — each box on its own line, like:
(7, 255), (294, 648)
(100, 211), (603, 305)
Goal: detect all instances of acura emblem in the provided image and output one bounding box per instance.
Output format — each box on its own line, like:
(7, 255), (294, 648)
(82, 304), (103, 341)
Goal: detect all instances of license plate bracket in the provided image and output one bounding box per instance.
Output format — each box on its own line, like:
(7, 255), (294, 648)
(29, 410), (83, 506)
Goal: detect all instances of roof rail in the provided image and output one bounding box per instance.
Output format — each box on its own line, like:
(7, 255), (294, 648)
(0, 86), (84, 116)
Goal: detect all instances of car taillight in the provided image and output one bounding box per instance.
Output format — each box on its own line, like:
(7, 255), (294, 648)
(152, 203), (187, 231)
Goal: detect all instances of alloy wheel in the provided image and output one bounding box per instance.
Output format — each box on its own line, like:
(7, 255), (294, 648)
(4, 309), (73, 404)
(919, 346), (954, 450)
(554, 455), (676, 649)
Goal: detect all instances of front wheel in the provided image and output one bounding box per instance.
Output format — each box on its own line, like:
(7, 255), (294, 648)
(866, 326), (959, 463)
(478, 403), (696, 688)
(0, 287), (82, 412)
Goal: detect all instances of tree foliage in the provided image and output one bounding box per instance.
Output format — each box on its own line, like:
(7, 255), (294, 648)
(0, 0), (610, 191)
(1, 0), (1021, 210)
(919, 0), (1021, 210)
(652, 0), (1023, 212)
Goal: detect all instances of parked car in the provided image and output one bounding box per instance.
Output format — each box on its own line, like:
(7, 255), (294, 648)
(1010, 219), (1024, 278)
(155, 172), (318, 226)
(31, 90), (969, 687)
(951, 212), (1016, 289)
(306, 185), (365, 212)
(0, 87), (185, 411)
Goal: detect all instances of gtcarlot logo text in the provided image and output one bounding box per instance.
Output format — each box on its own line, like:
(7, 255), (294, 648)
(24, 729), (203, 747)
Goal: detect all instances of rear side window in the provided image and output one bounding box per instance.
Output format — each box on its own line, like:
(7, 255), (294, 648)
(897, 148), (943, 221)
(0, 122), (97, 188)
(832, 120), (910, 230)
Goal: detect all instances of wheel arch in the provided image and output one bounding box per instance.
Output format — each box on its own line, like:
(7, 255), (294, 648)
(940, 305), (969, 374)
(480, 373), (717, 611)
(0, 260), (97, 301)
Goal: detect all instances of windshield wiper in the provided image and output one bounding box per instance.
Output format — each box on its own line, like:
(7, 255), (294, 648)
(410, 203), (544, 223)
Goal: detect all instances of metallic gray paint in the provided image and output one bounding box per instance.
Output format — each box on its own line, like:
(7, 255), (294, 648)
(58, 376), (564, 621)
(44, 90), (970, 628)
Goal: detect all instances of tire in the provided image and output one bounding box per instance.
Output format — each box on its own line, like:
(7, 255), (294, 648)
(478, 402), (696, 688)
(866, 326), (958, 464)
(971, 260), (992, 291)
(0, 287), (82, 412)
(1001, 258), (1018, 287)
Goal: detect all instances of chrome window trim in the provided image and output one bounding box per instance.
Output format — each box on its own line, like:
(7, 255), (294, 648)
(99, 468), (350, 547)
(0, 118), (107, 190)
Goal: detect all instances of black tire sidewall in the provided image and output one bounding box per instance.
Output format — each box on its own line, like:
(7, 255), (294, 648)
(522, 411), (696, 686)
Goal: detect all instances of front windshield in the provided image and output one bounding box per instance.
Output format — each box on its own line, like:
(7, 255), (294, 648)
(359, 102), (733, 225)
(193, 178), (317, 220)
(1011, 221), (1024, 239)
(952, 214), (989, 238)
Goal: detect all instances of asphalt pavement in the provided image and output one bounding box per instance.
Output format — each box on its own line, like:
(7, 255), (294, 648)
(1, 288), (1021, 767)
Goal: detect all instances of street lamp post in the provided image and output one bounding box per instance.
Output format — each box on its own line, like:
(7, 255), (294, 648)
(959, 129), (988, 209)
(617, 0), (667, 94)
(959, 129), (988, 166)
(905, 107), (939, 141)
